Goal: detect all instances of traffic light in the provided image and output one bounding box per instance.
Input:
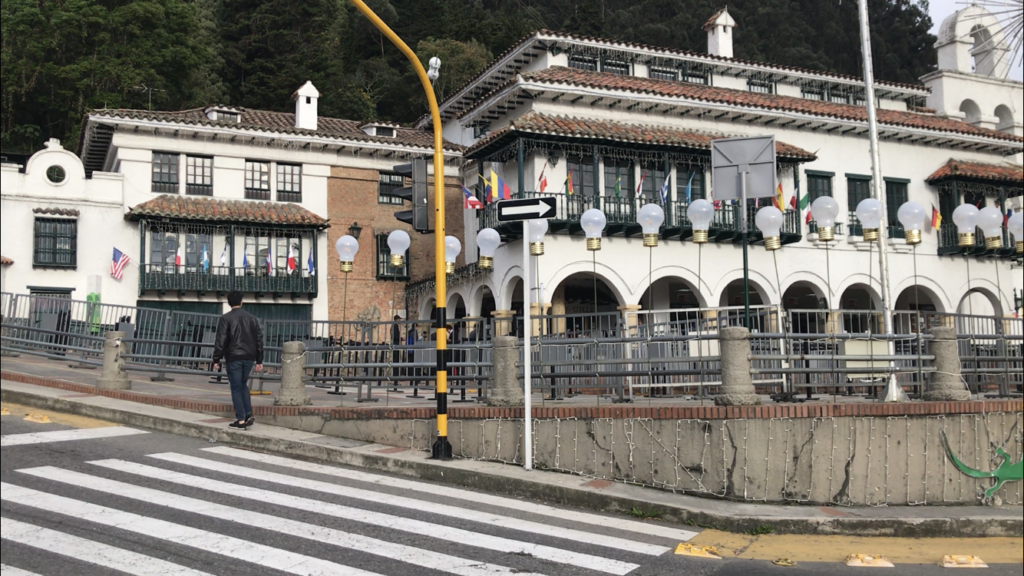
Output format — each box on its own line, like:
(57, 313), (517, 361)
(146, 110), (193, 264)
(391, 157), (429, 233)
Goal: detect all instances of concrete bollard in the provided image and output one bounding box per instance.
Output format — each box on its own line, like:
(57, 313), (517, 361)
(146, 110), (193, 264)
(716, 326), (760, 406)
(487, 336), (524, 407)
(97, 331), (131, 390)
(923, 325), (971, 401)
(275, 341), (311, 406)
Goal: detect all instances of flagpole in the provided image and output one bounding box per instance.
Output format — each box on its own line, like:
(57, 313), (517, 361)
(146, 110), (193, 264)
(856, 0), (905, 402)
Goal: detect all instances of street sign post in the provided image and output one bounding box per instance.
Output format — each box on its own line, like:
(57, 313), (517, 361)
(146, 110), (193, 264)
(497, 197), (556, 222)
(498, 198), (556, 471)
(711, 136), (777, 329)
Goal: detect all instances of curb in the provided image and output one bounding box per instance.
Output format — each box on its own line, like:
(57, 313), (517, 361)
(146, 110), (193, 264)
(2, 383), (1020, 539)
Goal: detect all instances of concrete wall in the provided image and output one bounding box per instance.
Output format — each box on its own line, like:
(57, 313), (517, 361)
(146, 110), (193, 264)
(257, 411), (1023, 507)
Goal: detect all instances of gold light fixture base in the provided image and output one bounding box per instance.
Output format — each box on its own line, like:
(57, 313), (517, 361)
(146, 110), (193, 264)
(477, 255), (493, 270)
(643, 233), (659, 247)
(905, 229), (922, 245)
(1016, 240), (1023, 254)
(530, 242), (544, 256)
(985, 236), (1002, 250)
(339, 261), (353, 273)
(445, 262), (455, 274)
(586, 237), (601, 251)
(862, 228), (879, 242)
(817, 226), (835, 242)
(692, 229), (709, 244)
(390, 254), (405, 267)
(764, 236), (781, 251)
(958, 232), (975, 247)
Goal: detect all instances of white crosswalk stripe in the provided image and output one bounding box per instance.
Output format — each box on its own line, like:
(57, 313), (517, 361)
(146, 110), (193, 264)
(0, 482), (384, 576)
(84, 458), (641, 575)
(16, 466), (542, 576)
(204, 446), (699, 543)
(0, 427), (147, 447)
(0, 517), (215, 576)
(148, 451), (670, 556)
(0, 564), (42, 576)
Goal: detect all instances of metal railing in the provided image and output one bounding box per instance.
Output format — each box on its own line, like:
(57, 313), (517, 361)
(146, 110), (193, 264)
(140, 264), (316, 295)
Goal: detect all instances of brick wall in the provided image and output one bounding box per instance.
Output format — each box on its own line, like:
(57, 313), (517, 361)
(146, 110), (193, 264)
(326, 165), (464, 323)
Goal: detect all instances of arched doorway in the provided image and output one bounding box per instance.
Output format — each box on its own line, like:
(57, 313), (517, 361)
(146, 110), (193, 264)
(894, 285), (943, 334)
(840, 284), (881, 334)
(638, 277), (706, 311)
(718, 278), (771, 330)
(549, 273), (622, 338)
(474, 284), (496, 320)
(957, 288), (1000, 317)
(783, 281), (827, 334)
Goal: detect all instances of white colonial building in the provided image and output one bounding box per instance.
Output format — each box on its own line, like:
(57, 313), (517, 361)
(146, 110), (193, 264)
(416, 7), (1023, 327)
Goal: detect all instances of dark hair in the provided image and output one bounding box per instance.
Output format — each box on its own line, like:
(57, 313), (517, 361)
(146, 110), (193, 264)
(227, 291), (244, 307)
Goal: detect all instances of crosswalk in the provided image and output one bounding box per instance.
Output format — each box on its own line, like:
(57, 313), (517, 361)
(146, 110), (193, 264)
(1, 434), (696, 575)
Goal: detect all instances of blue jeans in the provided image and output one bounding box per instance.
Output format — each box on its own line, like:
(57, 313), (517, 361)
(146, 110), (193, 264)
(226, 360), (254, 421)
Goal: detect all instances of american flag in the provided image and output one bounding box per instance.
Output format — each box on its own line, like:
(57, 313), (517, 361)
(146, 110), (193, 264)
(111, 248), (130, 280)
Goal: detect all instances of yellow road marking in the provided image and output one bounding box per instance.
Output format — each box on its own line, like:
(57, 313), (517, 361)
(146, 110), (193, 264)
(689, 530), (1024, 565)
(23, 414), (52, 424)
(1, 403), (118, 429)
(674, 543), (721, 559)
(0, 407), (9, 416)
(942, 555), (988, 568)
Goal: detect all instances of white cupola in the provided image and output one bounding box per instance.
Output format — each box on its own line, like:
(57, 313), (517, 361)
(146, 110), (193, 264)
(293, 81), (320, 131)
(704, 7), (737, 59)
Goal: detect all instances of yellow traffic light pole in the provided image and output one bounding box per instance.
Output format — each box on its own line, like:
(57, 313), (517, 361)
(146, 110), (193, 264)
(349, 0), (452, 459)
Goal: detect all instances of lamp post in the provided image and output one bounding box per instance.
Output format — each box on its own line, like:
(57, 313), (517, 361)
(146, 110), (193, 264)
(348, 222), (363, 240)
(856, 198), (884, 242)
(334, 235), (359, 324)
(581, 209), (607, 318)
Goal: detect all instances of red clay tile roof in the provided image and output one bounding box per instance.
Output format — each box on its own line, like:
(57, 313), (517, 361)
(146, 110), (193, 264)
(1, 256), (12, 266)
(90, 107), (462, 152)
(703, 7), (733, 31)
(926, 159), (1024, 185)
(126, 195), (329, 228)
(515, 67), (1022, 144)
(465, 111), (816, 161)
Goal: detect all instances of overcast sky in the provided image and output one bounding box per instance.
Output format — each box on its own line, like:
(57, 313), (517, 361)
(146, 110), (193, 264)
(927, 0), (1023, 80)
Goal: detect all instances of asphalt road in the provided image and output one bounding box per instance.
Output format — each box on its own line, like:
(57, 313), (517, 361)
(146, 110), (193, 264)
(1, 409), (1019, 576)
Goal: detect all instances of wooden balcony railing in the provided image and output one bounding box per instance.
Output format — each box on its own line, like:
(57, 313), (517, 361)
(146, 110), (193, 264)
(140, 265), (316, 295)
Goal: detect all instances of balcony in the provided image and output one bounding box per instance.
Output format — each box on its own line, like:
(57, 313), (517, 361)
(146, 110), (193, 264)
(937, 224), (1017, 258)
(186, 183), (213, 196)
(245, 187), (271, 201)
(807, 221), (846, 237)
(477, 192), (801, 245)
(140, 264), (316, 296)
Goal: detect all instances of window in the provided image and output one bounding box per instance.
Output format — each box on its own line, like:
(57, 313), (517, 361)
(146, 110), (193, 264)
(566, 156), (595, 197)
(275, 237), (302, 274)
(375, 126), (395, 137)
(378, 172), (405, 205)
(218, 111), (240, 122)
(150, 230), (179, 272)
(846, 176), (871, 235)
(185, 156), (213, 195)
(649, 68), (677, 81)
(828, 91), (850, 104)
(680, 68), (708, 85)
(601, 58), (630, 75)
(639, 164), (667, 203)
(802, 87), (824, 101)
(885, 179), (909, 236)
(244, 161), (270, 200)
(33, 218), (77, 268)
(152, 153), (179, 193)
(277, 164), (302, 202)
(376, 233), (409, 280)
(676, 166), (705, 202)
(568, 54), (598, 71)
(244, 235), (271, 275)
(747, 78), (775, 94)
(604, 159), (633, 201)
(184, 232), (214, 269)
(806, 173), (833, 202)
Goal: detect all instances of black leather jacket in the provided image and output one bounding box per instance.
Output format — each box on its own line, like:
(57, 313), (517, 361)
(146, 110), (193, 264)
(213, 308), (264, 364)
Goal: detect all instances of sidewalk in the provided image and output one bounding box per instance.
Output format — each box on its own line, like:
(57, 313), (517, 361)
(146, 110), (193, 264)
(2, 372), (1020, 539)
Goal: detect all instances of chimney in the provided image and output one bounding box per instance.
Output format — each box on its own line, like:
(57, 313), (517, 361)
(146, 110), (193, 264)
(704, 7), (737, 59)
(293, 81), (320, 131)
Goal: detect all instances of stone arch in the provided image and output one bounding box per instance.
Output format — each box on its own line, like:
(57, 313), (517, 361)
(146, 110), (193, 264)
(637, 275), (709, 311)
(447, 291), (467, 319)
(712, 270), (777, 308)
(418, 297), (436, 321)
(895, 284), (946, 313)
(994, 104), (1015, 131)
(960, 98), (983, 124)
(544, 261), (629, 311)
(893, 275), (951, 313)
(550, 272), (623, 315)
(955, 282), (1006, 317)
(838, 283), (883, 334)
(468, 281), (497, 319)
(500, 275), (525, 313)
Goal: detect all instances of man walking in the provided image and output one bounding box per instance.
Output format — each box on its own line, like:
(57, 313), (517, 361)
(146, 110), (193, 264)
(212, 291), (263, 429)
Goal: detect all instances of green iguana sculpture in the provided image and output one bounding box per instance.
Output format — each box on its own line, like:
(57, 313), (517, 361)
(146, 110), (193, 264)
(940, 431), (1023, 499)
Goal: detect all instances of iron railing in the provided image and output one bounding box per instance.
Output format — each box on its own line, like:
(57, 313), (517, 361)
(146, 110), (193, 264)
(140, 264), (316, 295)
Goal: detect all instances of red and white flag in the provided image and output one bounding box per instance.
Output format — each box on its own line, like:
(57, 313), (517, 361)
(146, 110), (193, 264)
(286, 245), (297, 272)
(174, 247), (182, 267)
(538, 164), (548, 193)
(111, 248), (130, 280)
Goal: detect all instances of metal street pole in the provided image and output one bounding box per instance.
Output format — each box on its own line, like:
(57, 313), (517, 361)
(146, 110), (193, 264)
(522, 221), (533, 471)
(741, 168), (751, 329)
(348, 0), (454, 454)
(856, 0), (906, 402)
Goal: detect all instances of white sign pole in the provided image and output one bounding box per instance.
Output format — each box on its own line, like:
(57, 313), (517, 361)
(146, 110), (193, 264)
(522, 220), (533, 471)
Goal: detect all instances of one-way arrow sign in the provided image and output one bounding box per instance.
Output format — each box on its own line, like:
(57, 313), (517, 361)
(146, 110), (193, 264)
(496, 197), (557, 222)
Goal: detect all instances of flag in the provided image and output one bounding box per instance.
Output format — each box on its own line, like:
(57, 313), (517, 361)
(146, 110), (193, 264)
(242, 250), (249, 270)
(174, 247), (182, 267)
(286, 244), (297, 272)
(463, 186), (484, 209)
(659, 174), (671, 205)
(201, 244), (210, 273)
(219, 246), (226, 267)
(773, 181), (785, 211)
(486, 169), (511, 201)
(538, 164), (548, 193)
(931, 204), (942, 229)
(685, 172), (695, 204)
(266, 243), (273, 275)
(478, 173), (493, 202)
(1005, 208), (1013, 227)
(565, 171), (574, 196)
(307, 249), (315, 276)
(713, 200), (723, 210)
(636, 170), (647, 197)
(111, 248), (130, 280)
(614, 175), (622, 199)
(789, 195), (797, 211)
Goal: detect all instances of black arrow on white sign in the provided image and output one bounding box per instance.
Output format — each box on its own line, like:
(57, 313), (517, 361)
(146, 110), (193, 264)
(496, 197), (557, 222)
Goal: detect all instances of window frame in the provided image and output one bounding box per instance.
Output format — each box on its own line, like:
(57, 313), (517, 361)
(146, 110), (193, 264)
(378, 172), (406, 205)
(244, 160), (271, 200)
(648, 67), (677, 81)
(601, 57), (631, 75)
(151, 152), (179, 194)
(568, 54), (599, 72)
(747, 78), (776, 94)
(276, 163), (302, 202)
(185, 155), (213, 196)
(33, 217), (78, 269)
(604, 159), (634, 200)
(566, 155), (596, 197)
(375, 232), (410, 281)
(884, 178), (910, 235)
(676, 165), (705, 202)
